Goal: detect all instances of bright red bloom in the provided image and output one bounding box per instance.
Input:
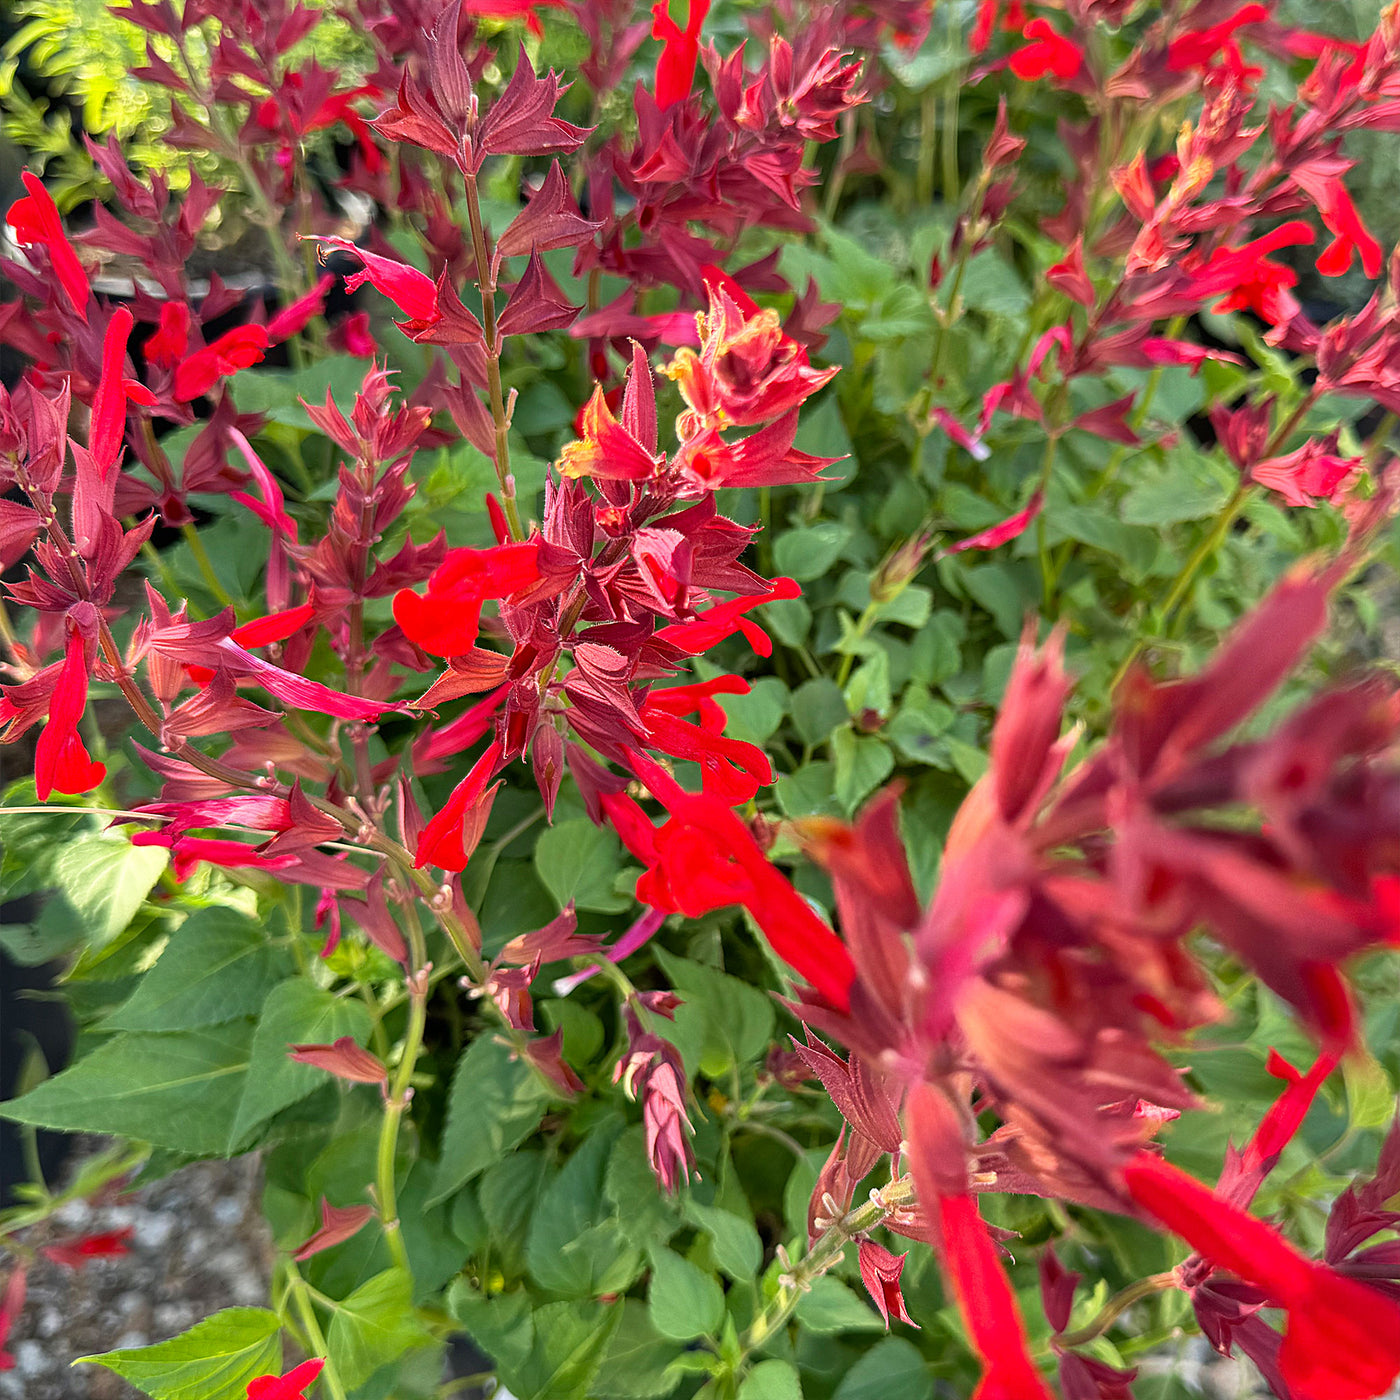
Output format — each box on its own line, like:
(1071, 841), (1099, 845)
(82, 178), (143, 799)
(173, 324), (271, 402)
(652, 0), (711, 108)
(415, 739), (505, 870)
(6, 171), (88, 320)
(1009, 18), (1083, 81)
(90, 307), (156, 477)
(639, 677), (773, 804)
(35, 626), (105, 801)
(938, 1193), (1055, 1400)
(144, 301), (191, 369)
(1166, 4), (1268, 83)
(1294, 172), (1385, 279)
(41, 1228), (134, 1268)
(1191, 222), (1316, 327)
(131, 833), (298, 883)
(305, 236), (440, 334)
(1124, 1152), (1400, 1400)
(394, 542), (542, 657)
(247, 1358), (325, 1400)
(266, 275), (335, 342)
(611, 752), (857, 1010)
(654, 577), (801, 658)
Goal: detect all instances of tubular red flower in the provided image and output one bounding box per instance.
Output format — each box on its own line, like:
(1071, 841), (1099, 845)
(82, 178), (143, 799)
(89, 308), (156, 477)
(144, 301), (190, 369)
(34, 627), (105, 801)
(247, 1358), (325, 1400)
(288, 1036), (387, 1083)
(621, 751), (857, 1010)
(941, 491), (1044, 558)
(1124, 1152), (1400, 1400)
(6, 171), (88, 320)
(938, 1194), (1056, 1400)
(394, 543), (542, 657)
(655, 577), (801, 658)
(415, 739), (506, 870)
(652, 0), (711, 108)
(1009, 18), (1083, 81)
(173, 324), (271, 402)
(305, 235), (441, 330)
(41, 1228), (134, 1268)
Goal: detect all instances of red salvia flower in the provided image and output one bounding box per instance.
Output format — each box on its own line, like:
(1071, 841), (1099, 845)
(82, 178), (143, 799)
(1190, 222), (1316, 327)
(459, 0), (566, 37)
(613, 752), (857, 1010)
(35, 624), (105, 801)
(557, 385), (663, 482)
(1009, 18), (1083, 82)
(940, 490), (1044, 558)
(394, 542), (542, 657)
(306, 236), (441, 334)
(415, 738), (506, 871)
(173, 324), (271, 402)
(41, 1228), (134, 1268)
(6, 171), (89, 321)
(89, 307), (156, 477)
(144, 301), (190, 369)
(247, 1358), (325, 1400)
(1123, 1152), (1400, 1400)
(654, 576), (801, 657)
(652, 0), (711, 109)
(1294, 171), (1385, 279)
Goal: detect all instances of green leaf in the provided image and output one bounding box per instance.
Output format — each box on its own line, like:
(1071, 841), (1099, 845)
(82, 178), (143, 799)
(229, 979), (374, 1150)
(526, 1125), (644, 1297)
(776, 762), (838, 818)
(103, 906), (289, 1033)
(592, 1300), (683, 1400)
(794, 1276), (885, 1333)
(50, 831), (169, 951)
(653, 949), (775, 1078)
(791, 679), (849, 747)
(430, 1035), (551, 1204)
(510, 1300), (624, 1400)
(648, 1248), (724, 1341)
(739, 1359), (804, 1400)
(534, 819), (630, 913)
(831, 729), (894, 813)
(326, 1267), (431, 1391)
(960, 251), (1030, 315)
(1120, 459), (1231, 527)
(683, 1199), (761, 1281)
(832, 1338), (933, 1400)
(888, 686), (955, 766)
(774, 524), (851, 581)
(1345, 1049), (1394, 1131)
(75, 1307), (281, 1400)
(1, 1024), (252, 1155)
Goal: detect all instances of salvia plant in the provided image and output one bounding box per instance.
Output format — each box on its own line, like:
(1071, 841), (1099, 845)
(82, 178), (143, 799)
(1, 2), (1400, 1399)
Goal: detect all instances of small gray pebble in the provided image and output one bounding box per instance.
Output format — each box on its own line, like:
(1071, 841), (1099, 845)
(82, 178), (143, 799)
(113, 1330), (148, 1351)
(132, 1212), (176, 1251)
(211, 1197), (244, 1228)
(52, 1200), (91, 1229)
(38, 1308), (63, 1339)
(14, 1340), (51, 1378)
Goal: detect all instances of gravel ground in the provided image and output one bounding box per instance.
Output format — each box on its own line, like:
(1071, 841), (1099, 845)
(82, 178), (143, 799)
(3, 1146), (274, 1400)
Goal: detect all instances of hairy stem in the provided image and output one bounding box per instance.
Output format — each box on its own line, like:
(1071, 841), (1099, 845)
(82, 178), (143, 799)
(281, 1258), (349, 1400)
(462, 168), (524, 542)
(1056, 1272), (1177, 1349)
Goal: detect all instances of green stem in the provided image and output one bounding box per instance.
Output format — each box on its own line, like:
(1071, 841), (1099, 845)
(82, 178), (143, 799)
(1056, 1273), (1177, 1349)
(916, 88), (937, 209)
(375, 891), (430, 1274)
(1035, 432), (1062, 614)
(941, 74), (960, 208)
(181, 523), (233, 606)
(281, 1259), (348, 1400)
(462, 168), (524, 543)
(739, 1176), (916, 1366)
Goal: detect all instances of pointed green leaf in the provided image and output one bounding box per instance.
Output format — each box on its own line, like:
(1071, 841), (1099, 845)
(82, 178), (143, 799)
(648, 1249), (723, 1342)
(104, 905), (289, 1032)
(430, 1034), (551, 1204)
(75, 1306), (281, 1400)
(326, 1267), (431, 1390)
(739, 1360), (803, 1400)
(228, 979), (373, 1150)
(50, 831), (169, 950)
(0, 1025), (252, 1155)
